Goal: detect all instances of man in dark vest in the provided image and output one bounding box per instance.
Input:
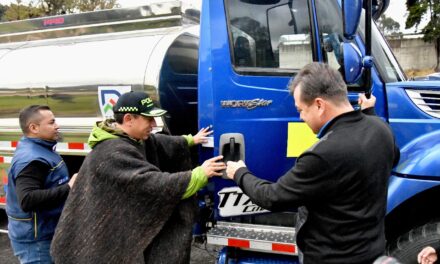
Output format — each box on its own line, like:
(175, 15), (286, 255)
(7, 105), (77, 264)
(51, 91), (226, 264)
(226, 63), (400, 264)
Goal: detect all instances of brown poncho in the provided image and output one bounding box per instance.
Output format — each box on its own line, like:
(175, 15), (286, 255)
(51, 133), (197, 264)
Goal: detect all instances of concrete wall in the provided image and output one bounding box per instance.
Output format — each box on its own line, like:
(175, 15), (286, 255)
(388, 37), (438, 70)
(274, 35), (437, 72)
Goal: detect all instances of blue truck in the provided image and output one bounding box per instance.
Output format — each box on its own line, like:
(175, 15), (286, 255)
(0, 0), (439, 263)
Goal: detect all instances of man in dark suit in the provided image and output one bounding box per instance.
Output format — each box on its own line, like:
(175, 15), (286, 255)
(226, 62), (400, 264)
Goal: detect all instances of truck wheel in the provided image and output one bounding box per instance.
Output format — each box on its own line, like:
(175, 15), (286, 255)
(388, 222), (440, 264)
(0, 209), (7, 234)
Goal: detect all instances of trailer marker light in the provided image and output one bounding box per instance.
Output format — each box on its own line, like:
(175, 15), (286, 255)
(228, 238), (250, 248)
(68, 142), (85, 150)
(272, 243), (296, 253)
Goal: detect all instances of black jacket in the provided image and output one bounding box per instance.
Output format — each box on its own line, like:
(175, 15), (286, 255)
(234, 110), (400, 264)
(16, 161), (70, 212)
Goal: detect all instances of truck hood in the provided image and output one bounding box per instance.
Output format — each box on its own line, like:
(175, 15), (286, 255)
(388, 80), (440, 89)
(386, 80), (440, 178)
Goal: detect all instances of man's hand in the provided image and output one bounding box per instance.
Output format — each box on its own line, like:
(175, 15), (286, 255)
(358, 93), (376, 110)
(201, 155), (226, 178)
(68, 173), (78, 188)
(418, 246), (437, 264)
(226, 160), (246, 180)
(193, 126), (213, 145)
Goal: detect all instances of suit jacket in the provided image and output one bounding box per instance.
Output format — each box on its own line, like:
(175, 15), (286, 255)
(234, 110), (400, 264)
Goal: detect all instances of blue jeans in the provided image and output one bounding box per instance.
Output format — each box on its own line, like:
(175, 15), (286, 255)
(10, 239), (54, 264)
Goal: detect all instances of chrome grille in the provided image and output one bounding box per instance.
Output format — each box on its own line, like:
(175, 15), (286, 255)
(406, 89), (440, 118)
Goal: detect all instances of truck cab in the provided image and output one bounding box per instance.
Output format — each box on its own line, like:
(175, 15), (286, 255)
(198, 0), (440, 263)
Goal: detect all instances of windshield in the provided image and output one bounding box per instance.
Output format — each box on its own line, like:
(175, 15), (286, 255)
(358, 13), (406, 82)
(224, 0), (406, 82)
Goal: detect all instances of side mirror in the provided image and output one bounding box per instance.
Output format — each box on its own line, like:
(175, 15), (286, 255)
(342, 42), (363, 84)
(342, 0), (362, 39)
(371, 0), (390, 20)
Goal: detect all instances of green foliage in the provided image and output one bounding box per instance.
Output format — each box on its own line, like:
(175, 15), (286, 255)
(377, 14), (401, 36)
(38, 0), (77, 15)
(406, 0), (428, 30)
(0, 4), (8, 21)
(2, 1), (44, 21)
(0, 0), (119, 20)
(406, 0), (440, 41)
(406, 0), (440, 69)
(38, 0), (118, 15)
(75, 0), (119, 12)
(422, 18), (440, 43)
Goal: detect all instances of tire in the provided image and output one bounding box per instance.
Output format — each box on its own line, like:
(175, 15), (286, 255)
(388, 222), (440, 264)
(0, 209), (8, 234)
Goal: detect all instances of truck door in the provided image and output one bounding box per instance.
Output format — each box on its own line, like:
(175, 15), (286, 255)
(199, 0), (321, 220)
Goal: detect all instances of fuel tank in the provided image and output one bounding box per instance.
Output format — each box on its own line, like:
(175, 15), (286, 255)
(0, 2), (200, 147)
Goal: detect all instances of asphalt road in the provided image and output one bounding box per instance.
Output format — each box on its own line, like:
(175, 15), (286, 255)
(0, 207), (219, 263)
(0, 234), (18, 264)
(0, 233), (219, 264)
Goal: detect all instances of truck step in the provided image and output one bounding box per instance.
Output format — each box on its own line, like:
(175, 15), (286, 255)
(207, 221), (297, 256)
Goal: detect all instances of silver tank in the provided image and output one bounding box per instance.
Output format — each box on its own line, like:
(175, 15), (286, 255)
(0, 2), (200, 155)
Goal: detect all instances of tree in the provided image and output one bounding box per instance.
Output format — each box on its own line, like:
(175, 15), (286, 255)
(406, 0), (440, 70)
(1, 0), (119, 21)
(38, 0), (76, 15)
(75, 0), (118, 12)
(377, 14), (401, 36)
(38, 0), (118, 15)
(0, 4), (8, 21)
(2, 0), (44, 21)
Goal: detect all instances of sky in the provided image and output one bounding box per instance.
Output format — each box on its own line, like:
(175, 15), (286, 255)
(0, 0), (426, 33)
(385, 1), (428, 33)
(386, 1), (408, 31)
